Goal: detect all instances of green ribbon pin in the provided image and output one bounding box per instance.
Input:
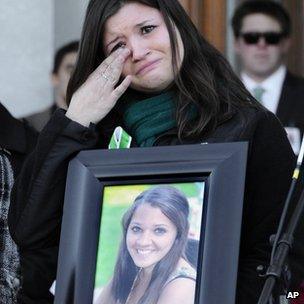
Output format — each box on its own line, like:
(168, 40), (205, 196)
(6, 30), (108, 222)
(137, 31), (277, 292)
(108, 126), (132, 149)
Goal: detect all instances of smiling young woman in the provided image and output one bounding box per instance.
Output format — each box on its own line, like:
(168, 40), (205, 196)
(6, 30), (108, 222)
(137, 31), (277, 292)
(8, 0), (304, 303)
(96, 186), (196, 304)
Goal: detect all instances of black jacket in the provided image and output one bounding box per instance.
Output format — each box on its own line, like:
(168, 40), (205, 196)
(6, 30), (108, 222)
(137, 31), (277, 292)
(0, 103), (37, 177)
(276, 71), (304, 134)
(8, 105), (304, 304)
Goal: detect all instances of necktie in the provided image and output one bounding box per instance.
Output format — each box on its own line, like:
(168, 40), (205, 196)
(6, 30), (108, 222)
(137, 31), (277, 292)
(252, 86), (265, 103)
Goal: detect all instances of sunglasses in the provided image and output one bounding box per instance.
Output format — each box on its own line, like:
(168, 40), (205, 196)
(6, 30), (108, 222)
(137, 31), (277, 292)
(240, 32), (285, 45)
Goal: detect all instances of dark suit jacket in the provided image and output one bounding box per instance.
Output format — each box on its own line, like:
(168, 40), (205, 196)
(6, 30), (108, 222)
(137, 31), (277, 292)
(276, 71), (304, 134)
(24, 105), (57, 132)
(0, 103), (37, 175)
(277, 72), (304, 301)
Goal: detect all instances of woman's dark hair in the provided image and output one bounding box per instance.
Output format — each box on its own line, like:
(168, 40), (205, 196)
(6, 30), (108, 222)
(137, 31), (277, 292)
(111, 185), (190, 304)
(232, 0), (291, 37)
(67, 0), (258, 141)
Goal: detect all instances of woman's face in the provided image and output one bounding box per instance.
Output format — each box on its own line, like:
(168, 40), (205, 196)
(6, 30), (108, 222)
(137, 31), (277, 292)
(103, 2), (184, 93)
(126, 204), (177, 272)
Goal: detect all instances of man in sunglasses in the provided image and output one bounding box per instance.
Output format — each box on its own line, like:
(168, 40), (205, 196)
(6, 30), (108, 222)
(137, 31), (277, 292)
(232, 0), (304, 155)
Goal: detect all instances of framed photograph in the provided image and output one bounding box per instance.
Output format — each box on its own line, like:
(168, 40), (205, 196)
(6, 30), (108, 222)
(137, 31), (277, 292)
(93, 181), (204, 303)
(54, 142), (248, 304)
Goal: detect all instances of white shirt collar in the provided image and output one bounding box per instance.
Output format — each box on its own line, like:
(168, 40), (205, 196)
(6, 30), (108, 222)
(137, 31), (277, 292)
(241, 65), (287, 114)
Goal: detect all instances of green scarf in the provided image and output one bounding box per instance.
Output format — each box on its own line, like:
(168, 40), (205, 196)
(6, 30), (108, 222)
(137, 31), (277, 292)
(123, 91), (177, 147)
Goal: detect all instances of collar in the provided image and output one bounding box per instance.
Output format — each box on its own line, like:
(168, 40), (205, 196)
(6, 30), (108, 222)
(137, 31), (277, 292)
(241, 65), (286, 93)
(0, 103), (28, 153)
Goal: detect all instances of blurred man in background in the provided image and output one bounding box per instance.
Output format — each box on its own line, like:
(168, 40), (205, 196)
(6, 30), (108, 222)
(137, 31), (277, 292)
(25, 41), (79, 131)
(232, 0), (304, 154)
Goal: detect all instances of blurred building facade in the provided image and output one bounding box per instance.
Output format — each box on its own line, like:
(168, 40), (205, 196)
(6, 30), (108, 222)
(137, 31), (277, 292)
(0, 0), (303, 118)
(0, 0), (89, 118)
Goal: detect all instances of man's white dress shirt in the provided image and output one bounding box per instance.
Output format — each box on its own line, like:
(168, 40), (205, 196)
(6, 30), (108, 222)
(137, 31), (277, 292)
(241, 65), (286, 114)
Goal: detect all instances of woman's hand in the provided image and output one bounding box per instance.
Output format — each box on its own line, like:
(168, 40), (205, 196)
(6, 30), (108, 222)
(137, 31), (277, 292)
(66, 48), (132, 127)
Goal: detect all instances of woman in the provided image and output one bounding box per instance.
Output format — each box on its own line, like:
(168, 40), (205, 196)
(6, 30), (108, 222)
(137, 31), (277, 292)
(96, 186), (196, 304)
(8, 0), (303, 303)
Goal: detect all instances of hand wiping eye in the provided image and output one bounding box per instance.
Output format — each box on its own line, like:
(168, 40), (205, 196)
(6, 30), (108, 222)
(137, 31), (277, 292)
(111, 42), (126, 54)
(66, 46), (132, 127)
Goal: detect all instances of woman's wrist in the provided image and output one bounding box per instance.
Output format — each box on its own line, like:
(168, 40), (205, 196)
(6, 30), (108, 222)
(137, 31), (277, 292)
(65, 111), (91, 128)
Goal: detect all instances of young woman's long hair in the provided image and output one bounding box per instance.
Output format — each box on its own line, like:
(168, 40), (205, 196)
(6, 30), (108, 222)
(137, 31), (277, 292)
(111, 185), (190, 304)
(66, 0), (259, 141)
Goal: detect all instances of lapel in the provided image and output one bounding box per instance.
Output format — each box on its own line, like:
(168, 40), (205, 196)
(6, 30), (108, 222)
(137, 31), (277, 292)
(276, 71), (295, 122)
(0, 103), (28, 154)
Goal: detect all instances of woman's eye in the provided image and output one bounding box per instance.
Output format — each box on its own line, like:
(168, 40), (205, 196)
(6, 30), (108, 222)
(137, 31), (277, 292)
(131, 226), (141, 233)
(110, 42), (126, 53)
(141, 25), (156, 35)
(155, 228), (166, 235)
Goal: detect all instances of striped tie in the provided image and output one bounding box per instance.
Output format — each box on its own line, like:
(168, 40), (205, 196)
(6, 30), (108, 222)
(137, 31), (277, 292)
(253, 86), (265, 104)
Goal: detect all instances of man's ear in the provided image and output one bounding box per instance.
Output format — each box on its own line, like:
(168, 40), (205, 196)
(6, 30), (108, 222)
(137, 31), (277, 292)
(51, 73), (59, 87)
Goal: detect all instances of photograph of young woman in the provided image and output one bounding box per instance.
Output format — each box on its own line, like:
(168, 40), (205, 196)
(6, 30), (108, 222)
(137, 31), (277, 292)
(96, 185), (196, 304)
(8, 0), (303, 303)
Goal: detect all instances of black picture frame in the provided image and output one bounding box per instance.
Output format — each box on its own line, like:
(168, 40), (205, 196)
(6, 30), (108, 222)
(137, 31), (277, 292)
(54, 142), (248, 304)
